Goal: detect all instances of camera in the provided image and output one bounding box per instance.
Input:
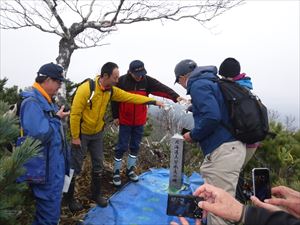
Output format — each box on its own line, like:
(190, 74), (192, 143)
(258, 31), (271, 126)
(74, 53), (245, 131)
(63, 105), (70, 112)
(252, 168), (271, 201)
(166, 194), (203, 218)
(181, 128), (190, 135)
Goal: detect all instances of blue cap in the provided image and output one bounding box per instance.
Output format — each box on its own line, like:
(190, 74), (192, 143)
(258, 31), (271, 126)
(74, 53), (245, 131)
(129, 60), (147, 77)
(37, 63), (65, 81)
(174, 59), (197, 83)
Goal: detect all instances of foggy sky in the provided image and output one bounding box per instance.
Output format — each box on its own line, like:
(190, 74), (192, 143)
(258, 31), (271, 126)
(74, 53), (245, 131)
(0, 0), (299, 128)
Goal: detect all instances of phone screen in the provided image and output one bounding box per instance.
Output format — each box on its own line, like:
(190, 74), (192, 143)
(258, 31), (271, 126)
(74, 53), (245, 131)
(252, 168), (271, 201)
(167, 194), (203, 218)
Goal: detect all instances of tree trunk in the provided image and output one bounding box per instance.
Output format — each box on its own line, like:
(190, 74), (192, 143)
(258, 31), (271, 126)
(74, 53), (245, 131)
(56, 37), (77, 73)
(56, 37), (77, 100)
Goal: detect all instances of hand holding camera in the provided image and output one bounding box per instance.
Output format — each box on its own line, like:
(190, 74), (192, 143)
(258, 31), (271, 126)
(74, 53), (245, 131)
(167, 194), (203, 219)
(56, 105), (70, 119)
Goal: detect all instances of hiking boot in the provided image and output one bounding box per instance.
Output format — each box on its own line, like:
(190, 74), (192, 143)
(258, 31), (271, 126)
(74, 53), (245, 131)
(91, 171), (108, 207)
(91, 195), (108, 207)
(65, 177), (83, 212)
(126, 154), (139, 182)
(126, 167), (139, 182)
(113, 170), (121, 187)
(68, 198), (84, 213)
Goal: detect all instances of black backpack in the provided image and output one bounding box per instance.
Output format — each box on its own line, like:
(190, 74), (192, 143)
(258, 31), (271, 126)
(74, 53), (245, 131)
(71, 78), (96, 110)
(214, 78), (269, 144)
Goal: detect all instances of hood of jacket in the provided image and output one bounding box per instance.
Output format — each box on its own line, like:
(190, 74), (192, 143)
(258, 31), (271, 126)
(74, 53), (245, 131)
(186, 66), (218, 94)
(236, 77), (253, 90)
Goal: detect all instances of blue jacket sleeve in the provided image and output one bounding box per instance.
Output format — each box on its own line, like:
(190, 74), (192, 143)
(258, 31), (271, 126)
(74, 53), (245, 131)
(189, 82), (221, 142)
(21, 100), (53, 143)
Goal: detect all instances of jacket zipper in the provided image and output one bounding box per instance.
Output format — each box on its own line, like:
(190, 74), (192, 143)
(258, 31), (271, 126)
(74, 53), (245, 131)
(95, 92), (104, 131)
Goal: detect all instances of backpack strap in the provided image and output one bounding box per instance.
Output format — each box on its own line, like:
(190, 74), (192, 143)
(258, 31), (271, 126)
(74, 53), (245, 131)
(109, 86), (114, 101)
(87, 79), (95, 110)
(84, 78), (114, 110)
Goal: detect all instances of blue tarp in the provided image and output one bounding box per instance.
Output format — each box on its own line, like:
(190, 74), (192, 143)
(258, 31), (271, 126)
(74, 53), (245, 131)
(83, 168), (204, 225)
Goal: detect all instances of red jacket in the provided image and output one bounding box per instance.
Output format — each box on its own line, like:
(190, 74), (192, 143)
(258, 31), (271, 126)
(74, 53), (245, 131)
(111, 74), (179, 126)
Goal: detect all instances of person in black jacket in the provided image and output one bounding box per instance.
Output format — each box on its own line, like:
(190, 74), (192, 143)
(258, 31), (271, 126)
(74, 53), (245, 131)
(170, 183), (300, 225)
(111, 60), (185, 187)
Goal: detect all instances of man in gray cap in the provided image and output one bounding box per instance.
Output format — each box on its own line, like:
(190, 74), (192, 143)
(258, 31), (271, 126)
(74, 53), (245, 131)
(174, 59), (246, 225)
(111, 60), (185, 187)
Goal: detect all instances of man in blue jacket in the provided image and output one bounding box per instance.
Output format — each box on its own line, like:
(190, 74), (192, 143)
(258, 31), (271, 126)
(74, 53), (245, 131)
(19, 63), (70, 225)
(174, 59), (246, 225)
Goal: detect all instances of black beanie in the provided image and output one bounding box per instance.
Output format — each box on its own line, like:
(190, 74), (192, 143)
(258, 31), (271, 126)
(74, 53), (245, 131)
(219, 58), (241, 77)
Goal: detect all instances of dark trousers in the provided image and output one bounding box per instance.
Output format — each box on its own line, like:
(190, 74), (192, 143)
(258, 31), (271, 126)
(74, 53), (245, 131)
(115, 125), (144, 159)
(70, 131), (104, 175)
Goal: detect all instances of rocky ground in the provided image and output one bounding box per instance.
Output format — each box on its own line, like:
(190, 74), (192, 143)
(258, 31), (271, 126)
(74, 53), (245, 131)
(18, 124), (201, 225)
(59, 137), (172, 225)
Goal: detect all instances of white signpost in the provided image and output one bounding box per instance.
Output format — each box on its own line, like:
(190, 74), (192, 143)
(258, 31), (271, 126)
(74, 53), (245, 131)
(169, 134), (184, 190)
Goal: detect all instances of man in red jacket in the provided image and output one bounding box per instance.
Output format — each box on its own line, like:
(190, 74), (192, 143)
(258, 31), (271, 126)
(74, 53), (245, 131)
(111, 60), (184, 186)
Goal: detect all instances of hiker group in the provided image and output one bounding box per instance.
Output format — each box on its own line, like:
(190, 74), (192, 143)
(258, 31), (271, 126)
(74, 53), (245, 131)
(17, 58), (300, 225)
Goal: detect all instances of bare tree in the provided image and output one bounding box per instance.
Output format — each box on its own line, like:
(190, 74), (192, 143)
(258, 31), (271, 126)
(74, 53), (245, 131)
(284, 115), (297, 132)
(268, 109), (280, 122)
(1, 0), (243, 73)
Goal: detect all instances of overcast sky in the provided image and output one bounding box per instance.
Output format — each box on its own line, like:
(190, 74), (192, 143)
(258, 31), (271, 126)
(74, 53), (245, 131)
(0, 0), (299, 128)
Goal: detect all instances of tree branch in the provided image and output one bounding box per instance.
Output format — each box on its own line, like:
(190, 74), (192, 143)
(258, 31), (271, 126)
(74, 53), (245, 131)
(110, 0), (125, 26)
(61, 0), (84, 20)
(83, 0), (96, 22)
(42, 0), (70, 38)
(0, 0), (244, 73)
(0, 0), (62, 36)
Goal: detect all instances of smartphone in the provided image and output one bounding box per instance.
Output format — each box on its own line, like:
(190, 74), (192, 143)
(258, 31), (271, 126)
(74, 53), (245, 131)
(252, 168), (271, 201)
(166, 194), (203, 218)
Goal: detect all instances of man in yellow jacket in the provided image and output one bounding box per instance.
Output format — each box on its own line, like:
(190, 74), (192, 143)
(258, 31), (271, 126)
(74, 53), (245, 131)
(66, 62), (163, 212)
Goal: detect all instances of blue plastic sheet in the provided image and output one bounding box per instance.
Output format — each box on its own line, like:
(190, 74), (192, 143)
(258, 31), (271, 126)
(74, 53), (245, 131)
(83, 168), (204, 225)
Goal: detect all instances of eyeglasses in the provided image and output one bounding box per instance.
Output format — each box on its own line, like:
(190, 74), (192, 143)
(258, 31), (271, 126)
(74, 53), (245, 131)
(51, 78), (62, 84)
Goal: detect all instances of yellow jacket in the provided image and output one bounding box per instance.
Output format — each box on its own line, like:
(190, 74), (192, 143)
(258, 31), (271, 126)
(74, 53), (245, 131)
(70, 76), (156, 139)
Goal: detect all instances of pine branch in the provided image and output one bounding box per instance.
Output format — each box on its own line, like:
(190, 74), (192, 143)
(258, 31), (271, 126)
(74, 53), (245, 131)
(0, 138), (40, 224)
(0, 116), (19, 148)
(0, 101), (10, 115)
(0, 138), (40, 192)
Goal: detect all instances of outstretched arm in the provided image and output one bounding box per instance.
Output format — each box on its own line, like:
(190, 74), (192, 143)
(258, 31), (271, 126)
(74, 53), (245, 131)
(147, 76), (180, 102)
(111, 86), (164, 107)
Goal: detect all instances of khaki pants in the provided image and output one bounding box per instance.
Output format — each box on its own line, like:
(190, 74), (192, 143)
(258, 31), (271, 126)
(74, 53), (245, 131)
(200, 141), (246, 225)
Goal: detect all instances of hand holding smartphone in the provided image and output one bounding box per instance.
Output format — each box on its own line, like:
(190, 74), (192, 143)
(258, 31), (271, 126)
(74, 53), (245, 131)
(181, 128), (190, 135)
(252, 168), (271, 202)
(167, 194), (203, 218)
